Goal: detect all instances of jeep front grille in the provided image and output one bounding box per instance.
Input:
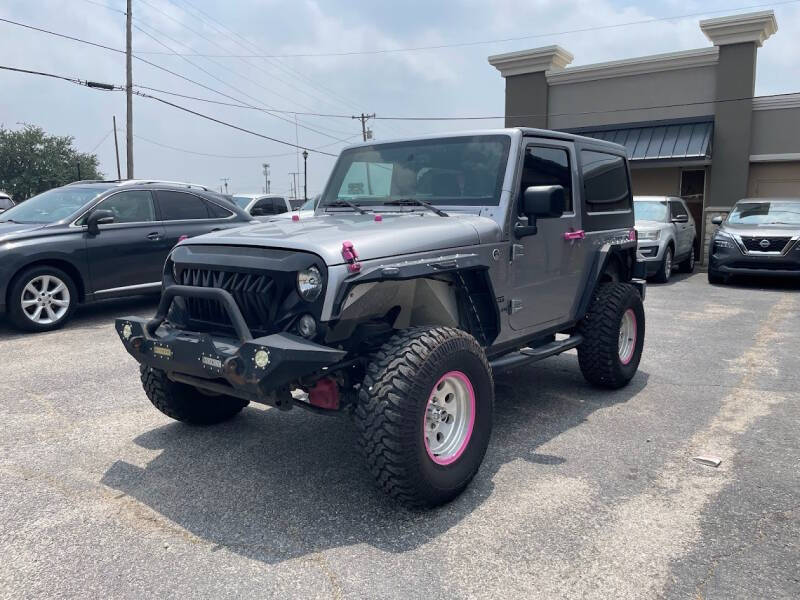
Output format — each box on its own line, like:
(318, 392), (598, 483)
(179, 268), (277, 335)
(740, 236), (791, 253)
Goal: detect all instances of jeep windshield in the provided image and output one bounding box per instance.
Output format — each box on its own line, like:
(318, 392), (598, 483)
(0, 185), (113, 224)
(727, 200), (800, 225)
(320, 135), (511, 211)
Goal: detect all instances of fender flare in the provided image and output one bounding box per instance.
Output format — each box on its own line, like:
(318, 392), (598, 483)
(330, 252), (501, 346)
(576, 242), (645, 320)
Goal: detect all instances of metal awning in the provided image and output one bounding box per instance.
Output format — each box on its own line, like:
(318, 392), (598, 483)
(577, 120), (713, 161)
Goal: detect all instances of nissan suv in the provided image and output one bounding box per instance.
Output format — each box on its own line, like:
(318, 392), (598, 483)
(708, 197), (800, 283)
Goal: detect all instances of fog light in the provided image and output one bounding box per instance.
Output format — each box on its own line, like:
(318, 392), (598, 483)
(122, 323), (132, 340)
(254, 349), (270, 368)
(297, 314), (317, 338)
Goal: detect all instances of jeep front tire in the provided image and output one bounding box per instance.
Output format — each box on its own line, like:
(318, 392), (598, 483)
(577, 283), (645, 389)
(354, 327), (494, 508)
(140, 366), (249, 425)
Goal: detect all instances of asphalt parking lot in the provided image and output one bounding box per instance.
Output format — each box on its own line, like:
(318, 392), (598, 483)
(1, 273), (798, 599)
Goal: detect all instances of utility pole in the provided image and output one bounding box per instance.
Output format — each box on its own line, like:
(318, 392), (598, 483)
(220, 178), (230, 194)
(289, 172), (300, 200)
(352, 113), (376, 142)
(302, 150), (308, 201)
(112, 115), (121, 180)
(125, 0), (134, 179)
(262, 162), (270, 193)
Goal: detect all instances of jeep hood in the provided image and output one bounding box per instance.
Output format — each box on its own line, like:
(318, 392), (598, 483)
(183, 212), (501, 265)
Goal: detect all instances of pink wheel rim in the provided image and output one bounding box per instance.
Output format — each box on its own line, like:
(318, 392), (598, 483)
(618, 308), (637, 365)
(423, 371), (475, 465)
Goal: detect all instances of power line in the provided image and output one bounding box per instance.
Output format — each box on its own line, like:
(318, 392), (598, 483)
(132, 85), (353, 117)
(6, 61), (800, 126)
(132, 0), (800, 58)
(371, 91), (800, 121)
(0, 63), (338, 156)
(135, 0), (366, 132)
(132, 130), (359, 159)
(132, 22), (354, 143)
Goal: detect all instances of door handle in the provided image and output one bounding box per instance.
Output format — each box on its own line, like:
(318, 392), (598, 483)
(146, 232), (162, 241)
(563, 229), (585, 241)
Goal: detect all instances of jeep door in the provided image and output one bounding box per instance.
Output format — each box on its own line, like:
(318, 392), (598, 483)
(510, 141), (584, 331)
(83, 190), (166, 295)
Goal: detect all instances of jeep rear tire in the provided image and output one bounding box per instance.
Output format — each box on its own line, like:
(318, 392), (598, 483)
(140, 366), (248, 425)
(577, 283), (645, 389)
(354, 327), (493, 508)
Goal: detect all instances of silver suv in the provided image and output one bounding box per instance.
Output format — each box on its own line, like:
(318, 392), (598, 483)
(116, 129), (647, 508)
(634, 196), (697, 282)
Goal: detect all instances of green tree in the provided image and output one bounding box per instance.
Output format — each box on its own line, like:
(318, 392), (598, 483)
(0, 124), (103, 202)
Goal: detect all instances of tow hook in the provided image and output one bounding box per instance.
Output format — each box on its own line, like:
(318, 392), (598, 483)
(308, 378), (340, 410)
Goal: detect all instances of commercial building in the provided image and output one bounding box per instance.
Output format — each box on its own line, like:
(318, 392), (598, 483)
(489, 10), (800, 257)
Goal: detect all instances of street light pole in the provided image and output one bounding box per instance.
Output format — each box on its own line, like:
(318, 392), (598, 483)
(125, 0), (134, 179)
(302, 150), (308, 201)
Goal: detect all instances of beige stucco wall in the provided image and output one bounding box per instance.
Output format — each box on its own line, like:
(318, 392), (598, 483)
(748, 162), (800, 196)
(750, 107), (800, 155)
(548, 66), (717, 130)
(630, 168), (681, 196)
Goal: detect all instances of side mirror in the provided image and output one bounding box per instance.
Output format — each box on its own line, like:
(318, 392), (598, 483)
(86, 209), (115, 235)
(711, 216), (723, 226)
(672, 214), (689, 224)
(517, 185), (565, 237)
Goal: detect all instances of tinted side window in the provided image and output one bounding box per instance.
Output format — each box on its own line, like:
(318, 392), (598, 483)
(156, 191), (210, 221)
(94, 190), (155, 223)
(272, 198), (288, 214)
(581, 151), (631, 212)
(670, 200), (688, 219)
(520, 145), (573, 212)
(206, 200), (233, 218)
(251, 199), (275, 216)
(0, 198), (13, 209)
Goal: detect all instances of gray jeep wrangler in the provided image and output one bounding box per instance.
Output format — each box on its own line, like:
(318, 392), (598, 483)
(116, 129), (646, 507)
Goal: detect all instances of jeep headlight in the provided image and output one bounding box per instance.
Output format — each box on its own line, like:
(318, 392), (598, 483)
(638, 230), (660, 241)
(297, 266), (323, 301)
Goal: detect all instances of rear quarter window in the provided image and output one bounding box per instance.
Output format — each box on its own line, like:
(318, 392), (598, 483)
(581, 151), (632, 213)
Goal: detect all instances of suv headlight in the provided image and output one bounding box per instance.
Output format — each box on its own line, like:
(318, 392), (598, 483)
(713, 231), (736, 249)
(297, 266), (323, 301)
(638, 230), (660, 241)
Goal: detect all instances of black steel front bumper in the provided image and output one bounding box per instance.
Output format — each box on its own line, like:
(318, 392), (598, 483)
(115, 285), (346, 409)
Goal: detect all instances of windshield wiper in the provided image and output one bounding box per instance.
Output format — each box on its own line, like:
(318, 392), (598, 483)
(325, 199), (368, 215)
(384, 198), (449, 217)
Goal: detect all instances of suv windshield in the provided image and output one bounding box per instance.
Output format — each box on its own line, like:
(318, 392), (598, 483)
(634, 200), (668, 222)
(0, 185), (113, 223)
(320, 135), (511, 210)
(727, 200), (800, 225)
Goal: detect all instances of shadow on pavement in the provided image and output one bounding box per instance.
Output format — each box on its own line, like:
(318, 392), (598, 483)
(101, 355), (648, 564)
(0, 295), (159, 339)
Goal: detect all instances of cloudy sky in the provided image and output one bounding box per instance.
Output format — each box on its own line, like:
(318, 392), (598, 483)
(2, 0), (799, 196)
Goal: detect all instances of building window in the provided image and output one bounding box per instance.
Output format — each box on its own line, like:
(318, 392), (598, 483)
(520, 145), (573, 212)
(581, 150), (631, 212)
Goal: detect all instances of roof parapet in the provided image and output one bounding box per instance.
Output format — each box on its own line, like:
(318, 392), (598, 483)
(700, 10), (778, 47)
(488, 45), (573, 78)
